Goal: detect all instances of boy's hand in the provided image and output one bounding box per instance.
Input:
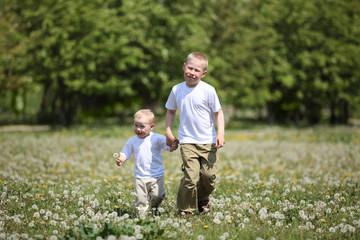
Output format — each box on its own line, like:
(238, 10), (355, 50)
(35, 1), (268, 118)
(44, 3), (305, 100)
(215, 134), (225, 149)
(116, 157), (125, 166)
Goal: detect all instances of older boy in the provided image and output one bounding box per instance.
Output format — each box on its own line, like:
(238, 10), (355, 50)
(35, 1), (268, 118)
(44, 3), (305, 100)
(165, 52), (225, 215)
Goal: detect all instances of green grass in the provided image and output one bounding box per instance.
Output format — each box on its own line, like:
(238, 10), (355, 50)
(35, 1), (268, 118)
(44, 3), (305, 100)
(0, 124), (359, 239)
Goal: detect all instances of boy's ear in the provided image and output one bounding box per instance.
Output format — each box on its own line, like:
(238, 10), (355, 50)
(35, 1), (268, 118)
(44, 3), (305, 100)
(202, 70), (207, 78)
(150, 123), (155, 130)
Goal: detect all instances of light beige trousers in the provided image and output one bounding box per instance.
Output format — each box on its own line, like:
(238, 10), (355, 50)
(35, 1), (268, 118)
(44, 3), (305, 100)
(134, 176), (166, 214)
(177, 144), (219, 214)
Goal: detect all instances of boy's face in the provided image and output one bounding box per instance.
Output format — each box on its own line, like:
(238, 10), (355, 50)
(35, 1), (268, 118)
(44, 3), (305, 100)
(183, 59), (207, 88)
(133, 116), (154, 138)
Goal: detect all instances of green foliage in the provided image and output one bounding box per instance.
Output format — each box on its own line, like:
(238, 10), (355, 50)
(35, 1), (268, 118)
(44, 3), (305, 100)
(1, 0), (359, 125)
(63, 220), (164, 239)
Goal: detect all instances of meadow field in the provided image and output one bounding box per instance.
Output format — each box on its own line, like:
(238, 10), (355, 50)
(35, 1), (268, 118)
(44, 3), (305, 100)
(0, 124), (359, 240)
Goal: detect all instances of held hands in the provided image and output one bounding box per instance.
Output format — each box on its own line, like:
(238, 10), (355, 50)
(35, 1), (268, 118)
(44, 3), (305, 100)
(166, 133), (179, 152)
(170, 139), (179, 152)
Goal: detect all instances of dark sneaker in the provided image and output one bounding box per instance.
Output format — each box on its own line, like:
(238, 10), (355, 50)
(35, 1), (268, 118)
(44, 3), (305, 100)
(198, 200), (210, 214)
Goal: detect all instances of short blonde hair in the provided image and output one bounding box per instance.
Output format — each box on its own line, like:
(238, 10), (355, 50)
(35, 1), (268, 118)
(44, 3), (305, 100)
(134, 109), (155, 124)
(185, 52), (208, 71)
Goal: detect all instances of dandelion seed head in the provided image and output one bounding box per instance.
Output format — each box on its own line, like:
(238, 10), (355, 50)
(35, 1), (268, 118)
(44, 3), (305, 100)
(213, 218), (221, 224)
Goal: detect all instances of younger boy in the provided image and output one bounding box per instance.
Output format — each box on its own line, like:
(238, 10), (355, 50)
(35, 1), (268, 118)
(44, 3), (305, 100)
(116, 109), (177, 215)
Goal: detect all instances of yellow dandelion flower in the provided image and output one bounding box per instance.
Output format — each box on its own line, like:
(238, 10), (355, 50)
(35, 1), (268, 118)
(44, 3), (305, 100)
(204, 225), (208, 229)
(228, 220), (232, 223)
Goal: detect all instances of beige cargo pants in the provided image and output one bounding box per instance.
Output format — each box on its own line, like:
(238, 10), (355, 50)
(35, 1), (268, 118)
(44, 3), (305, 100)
(177, 144), (219, 214)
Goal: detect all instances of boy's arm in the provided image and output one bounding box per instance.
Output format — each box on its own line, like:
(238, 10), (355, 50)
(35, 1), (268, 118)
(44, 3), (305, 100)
(214, 109), (225, 149)
(165, 109), (179, 147)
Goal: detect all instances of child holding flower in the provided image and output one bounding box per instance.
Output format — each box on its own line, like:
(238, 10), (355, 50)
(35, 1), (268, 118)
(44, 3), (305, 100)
(115, 109), (178, 215)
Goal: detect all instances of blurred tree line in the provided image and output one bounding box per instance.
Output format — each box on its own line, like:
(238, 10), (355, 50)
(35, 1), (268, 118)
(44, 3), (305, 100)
(1, 0), (360, 126)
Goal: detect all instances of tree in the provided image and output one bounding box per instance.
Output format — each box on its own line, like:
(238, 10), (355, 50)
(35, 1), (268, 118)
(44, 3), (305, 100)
(1, 0), (206, 125)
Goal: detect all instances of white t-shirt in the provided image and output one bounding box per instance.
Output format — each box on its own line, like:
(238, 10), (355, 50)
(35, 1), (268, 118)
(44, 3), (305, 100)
(120, 132), (170, 178)
(165, 81), (222, 144)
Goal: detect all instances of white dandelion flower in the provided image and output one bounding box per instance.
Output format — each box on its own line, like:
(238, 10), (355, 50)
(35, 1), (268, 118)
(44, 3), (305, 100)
(107, 235), (117, 240)
(33, 212), (40, 219)
(213, 218), (221, 224)
(14, 217), (21, 224)
(349, 225), (355, 232)
(135, 233), (143, 239)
